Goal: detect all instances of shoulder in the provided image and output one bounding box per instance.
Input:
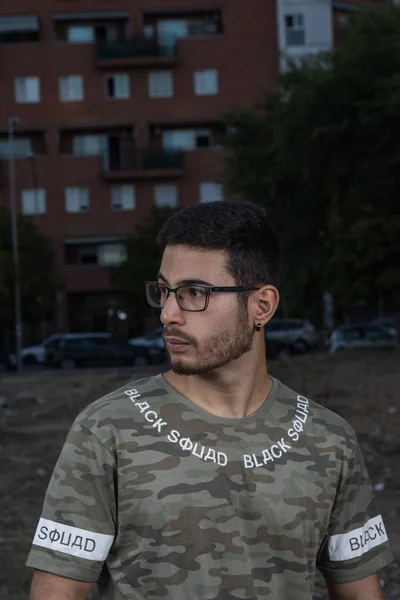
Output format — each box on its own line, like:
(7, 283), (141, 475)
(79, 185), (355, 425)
(275, 378), (359, 452)
(73, 374), (168, 438)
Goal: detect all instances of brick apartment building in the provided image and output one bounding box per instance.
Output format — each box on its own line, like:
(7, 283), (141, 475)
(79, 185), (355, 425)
(0, 0), (377, 337)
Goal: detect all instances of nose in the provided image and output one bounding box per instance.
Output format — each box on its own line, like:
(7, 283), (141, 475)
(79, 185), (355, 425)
(160, 291), (185, 326)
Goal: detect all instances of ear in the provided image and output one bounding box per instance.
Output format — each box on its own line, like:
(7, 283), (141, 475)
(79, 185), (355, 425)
(251, 285), (279, 327)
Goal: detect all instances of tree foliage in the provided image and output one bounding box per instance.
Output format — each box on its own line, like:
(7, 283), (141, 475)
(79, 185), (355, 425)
(224, 8), (400, 317)
(0, 205), (60, 328)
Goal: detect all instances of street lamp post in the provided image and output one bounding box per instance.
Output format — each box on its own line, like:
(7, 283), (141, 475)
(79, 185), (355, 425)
(8, 116), (23, 372)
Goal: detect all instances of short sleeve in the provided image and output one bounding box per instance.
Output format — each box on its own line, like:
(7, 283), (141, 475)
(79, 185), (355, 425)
(317, 433), (394, 583)
(26, 421), (116, 582)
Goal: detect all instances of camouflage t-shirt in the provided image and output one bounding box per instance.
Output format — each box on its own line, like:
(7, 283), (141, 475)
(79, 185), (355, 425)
(27, 375), (393, 599)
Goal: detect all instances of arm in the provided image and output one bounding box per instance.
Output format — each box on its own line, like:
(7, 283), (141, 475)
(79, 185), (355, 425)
(30, 569), (95, 600)
(327, 573), (383, 600)
(27, 422), (116, 591)
(317, 431), (393, 588)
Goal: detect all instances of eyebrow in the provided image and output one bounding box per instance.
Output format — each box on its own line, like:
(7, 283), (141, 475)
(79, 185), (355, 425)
(157, 273), (214, 286)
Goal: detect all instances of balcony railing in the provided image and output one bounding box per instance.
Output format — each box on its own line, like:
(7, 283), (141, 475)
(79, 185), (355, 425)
(104, 149), (183, 178)
(97, 35), (177, 62)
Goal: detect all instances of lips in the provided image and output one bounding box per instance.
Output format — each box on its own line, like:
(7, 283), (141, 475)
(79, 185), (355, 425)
(163, 337), (190, 351)
(164, 337), (190, 345)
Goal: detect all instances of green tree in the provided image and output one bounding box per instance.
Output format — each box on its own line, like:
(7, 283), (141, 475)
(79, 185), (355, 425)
(0, 205), (60, 338)
(224, 7), (400, 319)
(110, 206), (177, 333)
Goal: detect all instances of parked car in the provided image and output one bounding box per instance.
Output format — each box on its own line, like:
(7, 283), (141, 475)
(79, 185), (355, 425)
(45, 334), (164, 369)
(22, 335), (60, 364)
(329, 323), (397, 353)
(370, 318), (397, 337)
(22, 332), (110, 365)
(265, 318), (320, 353)
(129, 327), (164, 350)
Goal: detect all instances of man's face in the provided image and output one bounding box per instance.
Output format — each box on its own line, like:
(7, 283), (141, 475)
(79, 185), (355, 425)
(158, 245), (254, 375)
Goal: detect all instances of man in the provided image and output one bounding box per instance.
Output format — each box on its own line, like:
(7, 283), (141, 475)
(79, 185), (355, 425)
(28, 202), (392, 599)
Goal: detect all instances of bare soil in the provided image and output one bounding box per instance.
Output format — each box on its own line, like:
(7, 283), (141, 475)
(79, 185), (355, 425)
(0, 351), (399, 599)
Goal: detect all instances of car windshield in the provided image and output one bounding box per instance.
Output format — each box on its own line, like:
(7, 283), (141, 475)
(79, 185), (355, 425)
(365, 326), (392, 340)
(342, 327), (363, 341)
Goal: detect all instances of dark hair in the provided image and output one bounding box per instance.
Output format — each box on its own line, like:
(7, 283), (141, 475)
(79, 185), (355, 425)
(157, 202), (279, 287)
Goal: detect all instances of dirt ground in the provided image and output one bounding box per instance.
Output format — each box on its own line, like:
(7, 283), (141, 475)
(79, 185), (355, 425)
(0, 351), (399, 599)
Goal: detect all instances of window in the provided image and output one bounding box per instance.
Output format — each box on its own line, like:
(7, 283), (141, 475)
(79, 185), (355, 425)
(67, 25), (94, 43)
(162, 129), (212, 150)
(365, 326), (392, 341)
(285, 14), (305, 46)
(64, 338), (98, 349)
(14, 77), (40, 103)
(66, 246), (98, 265)
(21, 189), (46, 215)
(194, 69), (218, 96)
(157, 19), (188, 52)
(59, 75), (84, 102)
(98, 244), (127, 266)
(0, 138), (32, 158)
(144, 11), (223, 41)
(148, 71), (173, 98)
(187, 16), (222, 36)
(143, 25), (155, 38)
(73, 135), (105, 156)
(342, 328), (363, 342)
(65, 187), (89, 213)
(163, 131), (195, 150)
(199, 182), (223, 203)
(59, 23), (118, 43)
(0, 14), (40, 43)
(154, 184), (178, 208)
(111, 185), (135, 210)
(106, 74), (130, 100)
(65, 242), (126, 265)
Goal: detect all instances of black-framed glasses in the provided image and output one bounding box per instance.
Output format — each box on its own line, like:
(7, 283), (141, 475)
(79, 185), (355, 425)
(145, 281), (260, 312)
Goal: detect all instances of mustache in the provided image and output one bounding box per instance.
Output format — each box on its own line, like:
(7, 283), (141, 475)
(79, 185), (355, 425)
(163, 328), (197, 345)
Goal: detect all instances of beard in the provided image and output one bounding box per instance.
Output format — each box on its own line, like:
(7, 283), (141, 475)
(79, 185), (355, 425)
(168, 304), (254, 376)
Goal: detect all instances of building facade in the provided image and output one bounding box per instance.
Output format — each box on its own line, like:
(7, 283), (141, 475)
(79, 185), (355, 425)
(0, 0), (280, 335)
(0, 0), (380, 336)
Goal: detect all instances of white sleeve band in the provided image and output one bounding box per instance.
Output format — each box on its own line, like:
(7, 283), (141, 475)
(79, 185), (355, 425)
(328, 515), (389, 561)
(33, 518), (114, 562)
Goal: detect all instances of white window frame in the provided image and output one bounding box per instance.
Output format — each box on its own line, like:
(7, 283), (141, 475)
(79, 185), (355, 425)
(66, 25), (95, 43)
(65, 187), (89, 213)
(21, 189), (46, 215)
(162, 130), (196, 151)
(199, 182), (223, 203)
(106, 74), (130, 100)
(59, 75), (84, 102)
(0, 138), (32, 158)
(285, 14), (305, 46)
(148, 71), (173, 98)
(157, 19), (189, 52)
(194, 69), (218, 96)
(154, 184), (178, 208)
(98, 243), (127, 266)
(14, 77), (40, 104)
(162, 129), (212, 151)
(72, 135), (105, 157)
(111, 185), (136, 210)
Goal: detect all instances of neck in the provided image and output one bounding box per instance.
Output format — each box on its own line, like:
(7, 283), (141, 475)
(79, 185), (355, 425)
(164, 349), (272, 419)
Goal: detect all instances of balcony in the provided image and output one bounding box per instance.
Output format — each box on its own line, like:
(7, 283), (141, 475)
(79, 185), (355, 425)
(103, 149), (183, 181)
(96, 36), (178, 68)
